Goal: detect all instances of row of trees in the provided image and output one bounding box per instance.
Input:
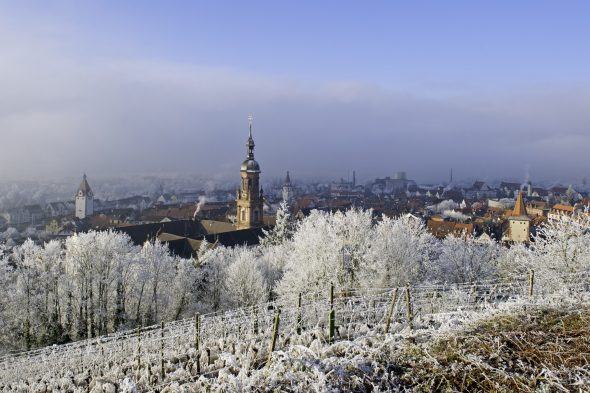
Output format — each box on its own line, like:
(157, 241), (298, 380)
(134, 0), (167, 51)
(1, 203), (589, 352)
(0, 232), (205, 351)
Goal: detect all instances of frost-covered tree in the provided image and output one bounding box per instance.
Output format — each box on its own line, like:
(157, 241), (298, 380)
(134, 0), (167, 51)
(168, 257), (199, 320)
(132, 239), (175, 325)
(197, 246), (232, 311)
(35, 240), (65, 344)
(224, 247), (267, 308)
(277, 209), (373, 302)
(259, 240), (292, 300)
(529, 215), (590, 290)
(496, 243), (533, 280)
(431, 235), (501, 284)
(7, 240), (46, 349)
(64, 230), (137, 338)
(361, 215), (435, 288)
(0, 244), (13, 351)
(260, 201), (295, 247)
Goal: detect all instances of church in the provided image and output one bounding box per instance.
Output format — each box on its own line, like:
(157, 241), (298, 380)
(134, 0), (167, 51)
(111, 117), (271, 257)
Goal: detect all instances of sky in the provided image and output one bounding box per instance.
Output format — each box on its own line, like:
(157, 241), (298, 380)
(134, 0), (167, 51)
(0, 1), (589, 184)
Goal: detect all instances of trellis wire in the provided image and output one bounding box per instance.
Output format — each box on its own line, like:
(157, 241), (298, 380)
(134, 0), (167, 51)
(0, 272), (588, 387)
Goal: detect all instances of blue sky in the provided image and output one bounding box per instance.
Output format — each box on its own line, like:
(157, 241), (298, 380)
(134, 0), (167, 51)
(14, 1), (587, 88)
(0, 1), (589, 183)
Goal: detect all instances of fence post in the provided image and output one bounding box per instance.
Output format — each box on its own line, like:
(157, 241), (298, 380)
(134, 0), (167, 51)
(329, 283), (335, 343)
(222, 316), (226, 343)
(267, 308), (281, 366)
(252, 306), (259, 335)
(384, 288), (399, 334)
(297, 293), (302, 335)
(160, 321), (165, 380)
(136, 323), (141, 375)
(405, 285), (413, 330)
(528, 269), (535, 298)
(194, 313), (200, 374)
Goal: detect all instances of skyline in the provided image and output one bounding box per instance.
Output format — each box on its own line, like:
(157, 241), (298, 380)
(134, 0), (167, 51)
(0, 1), (589, 182)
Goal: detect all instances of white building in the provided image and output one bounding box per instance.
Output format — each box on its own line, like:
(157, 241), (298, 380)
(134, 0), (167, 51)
(75, 174), (94, 219)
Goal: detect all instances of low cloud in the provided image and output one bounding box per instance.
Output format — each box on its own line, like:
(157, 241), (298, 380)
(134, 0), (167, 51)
(0, 15), (588, 185)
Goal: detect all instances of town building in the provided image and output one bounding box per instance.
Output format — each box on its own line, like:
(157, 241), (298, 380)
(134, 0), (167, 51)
(548, 204), (578, 221)
(465, 181), (498, 200)
(371, 171), (416, 195)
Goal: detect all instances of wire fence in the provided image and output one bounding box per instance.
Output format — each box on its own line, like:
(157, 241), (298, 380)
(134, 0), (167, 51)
(1, 271), (589, 389)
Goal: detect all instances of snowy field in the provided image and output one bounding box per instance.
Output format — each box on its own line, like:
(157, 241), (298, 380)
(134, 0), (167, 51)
(1, 274), (588, 392)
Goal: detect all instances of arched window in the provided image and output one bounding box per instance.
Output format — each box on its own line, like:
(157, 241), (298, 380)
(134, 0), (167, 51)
(241, 209), (246, 222)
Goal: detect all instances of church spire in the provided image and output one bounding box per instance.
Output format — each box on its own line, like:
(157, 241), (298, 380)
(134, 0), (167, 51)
(237, 114), (264, 229)
(77, 173), (92, 196)
(513, 191), (528, 218)
(247, 114), (255, 159)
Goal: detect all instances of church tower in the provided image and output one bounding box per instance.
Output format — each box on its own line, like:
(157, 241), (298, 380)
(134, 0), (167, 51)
(236, 116), (264, 229)
(507, 191), (531, 243)
(282, 171), (293, 204)
(75, 174), (94, 219)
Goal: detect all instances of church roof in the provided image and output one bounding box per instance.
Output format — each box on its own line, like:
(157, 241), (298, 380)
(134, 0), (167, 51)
(77, 174), (92, 195)
(241, 117), (260, 172)
(511, 191), (530, 220)
(241, 159), (260, 173)
(284, 171), (291, 185)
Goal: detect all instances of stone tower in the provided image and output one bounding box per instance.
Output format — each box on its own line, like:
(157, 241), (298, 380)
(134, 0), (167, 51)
(236, 117), (264, 229)
(282, 171), (293, 204)
(507, 191), (530, 243)
(75, 174), (94, 219)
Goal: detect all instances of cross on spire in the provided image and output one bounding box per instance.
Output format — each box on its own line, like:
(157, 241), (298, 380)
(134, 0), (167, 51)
(246, 114), (255, 159)
(248, 114), (254, 136)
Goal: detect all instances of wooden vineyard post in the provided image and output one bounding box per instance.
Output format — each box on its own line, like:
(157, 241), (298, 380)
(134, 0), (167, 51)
(329, 282), (335, 343)
(252, 305), (259, 335)
(405, 285), (413, 330)
(194, 313), (200, 374)
(136, 323), (141, 376)
(266, 308), (281, 366)
(160, 321), (165, 380)
(528, 269), (535, 298)
(384, 288), (399, 334)
(297, 293), (302, 335)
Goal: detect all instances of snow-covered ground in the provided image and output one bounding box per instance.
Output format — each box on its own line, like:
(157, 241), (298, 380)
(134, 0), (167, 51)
(1, 275), (588, 392)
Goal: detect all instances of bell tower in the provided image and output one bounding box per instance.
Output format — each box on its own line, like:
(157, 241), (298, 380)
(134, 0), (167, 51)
(75, 173), (94, 219)
(236, 116), (264, 229)
(282, 171), (293, 204)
